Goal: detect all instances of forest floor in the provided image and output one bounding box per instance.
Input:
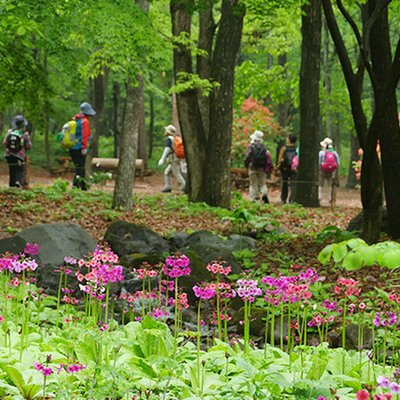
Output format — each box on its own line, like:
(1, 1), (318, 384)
(0, 160), (362, 209)
(1, 160), (391, 295)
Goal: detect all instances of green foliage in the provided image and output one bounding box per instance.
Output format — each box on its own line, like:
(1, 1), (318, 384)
(0, 363), (41, 400)
(232, 248), (257, 269)
(172, 72), (220, 96)
(232, 97), (283, 167)
(223, 204), (271, 234)
(316, 225), (357, 244)
(318, 239), (400, 270)
(88, 171), (113, 188)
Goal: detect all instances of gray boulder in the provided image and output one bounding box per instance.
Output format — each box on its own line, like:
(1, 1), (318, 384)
(181, 231), (256, 273)
(104, 221), (170, 257)
(0, 223), (97, 294)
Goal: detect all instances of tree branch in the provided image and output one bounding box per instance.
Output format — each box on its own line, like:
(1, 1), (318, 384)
(336, 0), (377, 90)
(321, 0), (355, 84)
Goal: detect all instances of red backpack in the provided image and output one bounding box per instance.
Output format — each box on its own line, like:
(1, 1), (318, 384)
(174, 136), (185, 159)
(321, 151), (338, 173)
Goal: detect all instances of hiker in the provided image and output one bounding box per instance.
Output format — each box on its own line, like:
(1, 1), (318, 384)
(2, 115), (32, 188)
(69, 102), (96, 190)
(244, 130), (273, 203)
(158, 124), (186, 193)
(277, 133), (298, 204)
(318, 137), (340, 206)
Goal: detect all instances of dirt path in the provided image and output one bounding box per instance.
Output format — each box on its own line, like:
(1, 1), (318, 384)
(0, 161), (362, 209)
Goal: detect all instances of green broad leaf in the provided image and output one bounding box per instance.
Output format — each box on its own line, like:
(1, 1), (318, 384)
(16, 25), (26, 36)
(332, 243), (348, 263)
(359, 246), (377, 266)
(75, 335), (99, 364)
(0, 364), (41, 400)
(138, 328), (171, 358)
(332, 375), (362, 391)
(342, 252), (363, 270)
(380, 250), (400, 269)
(345, 238), (366, 250)
(318, 244), (333, 265)
(132, 358), (157, 378)
(235, 357), (258, 378)
(306, 355), (328, 380)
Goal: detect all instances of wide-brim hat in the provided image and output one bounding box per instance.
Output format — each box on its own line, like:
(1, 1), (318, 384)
(250, 130), (264, 142)
(165, 124), (177, 135)
(80, 102), (96, 116)
(12, 115), (28, 129)
(320, 137), (333, 148)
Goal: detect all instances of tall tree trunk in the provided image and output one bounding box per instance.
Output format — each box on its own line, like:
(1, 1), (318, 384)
(137, 83), (147, 166)
(112, 81), (121, 159)
(148, 92), (155, 159)
(276, 53), (290, 127)
(322, 17), (333, 139)
(368, 0), (400, 239)
(136, 0), (149, 167)
(112, 79), (142, 209)
(171, 0), (245, 208)
(321, 0), (383, 242)
(296, 0), (321, 207)
(172, 91), (181, 136)
(90, 70), (109, 157)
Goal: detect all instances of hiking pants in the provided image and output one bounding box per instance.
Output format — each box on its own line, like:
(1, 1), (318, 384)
(164, 159), (186, 191)
(281, 170), (297, 203)
(319, 170), (336, 203)
(5, 155), (24, 187)
(69, 149), (87, 190)
(248, 168), (268, 200)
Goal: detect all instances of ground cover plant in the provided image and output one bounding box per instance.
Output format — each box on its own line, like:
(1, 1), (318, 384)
(0, 183), (399, 399)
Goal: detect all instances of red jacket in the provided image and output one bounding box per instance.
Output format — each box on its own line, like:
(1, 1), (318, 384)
(72, 113), (91, 150)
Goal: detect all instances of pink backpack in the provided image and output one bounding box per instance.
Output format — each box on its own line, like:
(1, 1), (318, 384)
(321, 151), (338, 173)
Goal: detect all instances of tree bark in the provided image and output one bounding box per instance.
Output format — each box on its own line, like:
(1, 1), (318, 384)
(321, 0), (383, 242)
(322, 18), (333, 139)
(368, 0), (400, 239)
(171, 0), (245, 208)
(112, 79), (142, 210)
(296, 0), (321, 207)
(91, 70), (109, 158)
(276, 53), (290, 128)
(148, 91), (155, 159)
(137, 83), (147, 166)
(112, 81), (121, 159)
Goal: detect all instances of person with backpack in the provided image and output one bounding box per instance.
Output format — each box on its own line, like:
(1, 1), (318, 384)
(318, 137), (340, 206)
(2, 115), (32, 188)
(244, 130), (273, 203)
(158, 124), (186, 193)
(69, 102), (96, 190)
(277, 134), (298, 204)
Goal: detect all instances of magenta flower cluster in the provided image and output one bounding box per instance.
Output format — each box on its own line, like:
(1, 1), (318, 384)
(24, 243), (39, 256)
(377, 371), (400, 395)
(73, 244), (124, 299)
(193, 283), (216, 300)
(34, 361), (86, 376)
(162, 254), (191, 278)
(0, 252), (38, 274)
(374, 312), (398, 328)
(34, 361), (53, 376)
(236, 279), (262, 302)
(261, 268), (318, 305)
